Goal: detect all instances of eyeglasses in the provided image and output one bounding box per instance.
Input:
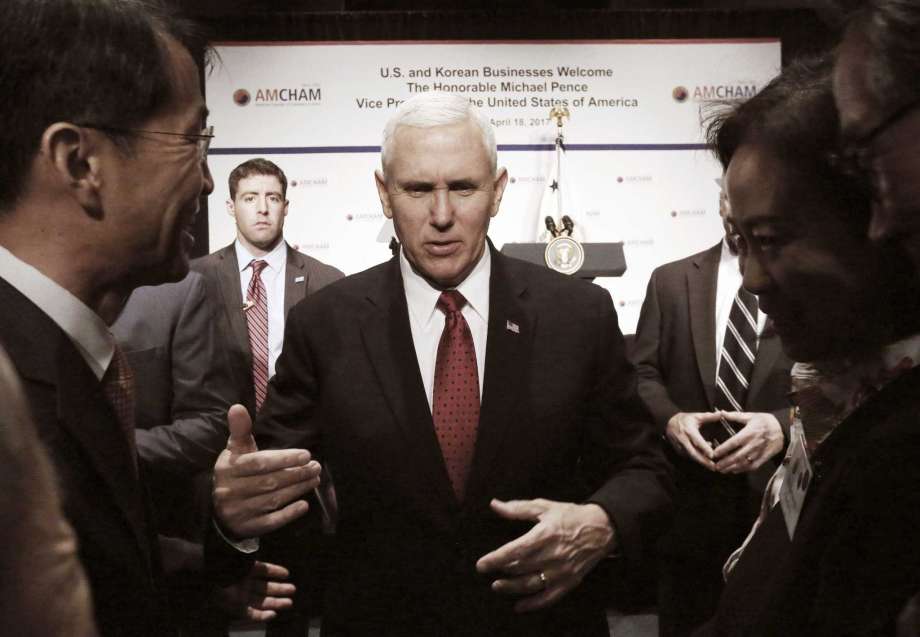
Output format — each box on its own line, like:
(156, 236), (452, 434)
(79, 124), (214, 161)
(829, 98), (920, 192)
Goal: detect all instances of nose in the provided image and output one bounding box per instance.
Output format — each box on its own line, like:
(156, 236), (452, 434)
(741, 251), (771, 297)
(201, 160), (214, 196)
(429, 187), (454, 230)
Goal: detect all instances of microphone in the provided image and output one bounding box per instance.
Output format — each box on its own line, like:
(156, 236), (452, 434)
(561, 215), (575, 236)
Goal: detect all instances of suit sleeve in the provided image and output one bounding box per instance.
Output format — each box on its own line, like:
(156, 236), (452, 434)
(255, 302), (323, 453)
(583, 288), (674, 572)
(135, 274), (234, 477)
(631, 269), (683, 432)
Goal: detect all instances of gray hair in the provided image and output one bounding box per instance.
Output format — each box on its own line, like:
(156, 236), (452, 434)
(380, 91), (497, 174)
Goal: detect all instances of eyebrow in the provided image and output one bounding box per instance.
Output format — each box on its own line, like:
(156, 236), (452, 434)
(239, 190), (283, 197)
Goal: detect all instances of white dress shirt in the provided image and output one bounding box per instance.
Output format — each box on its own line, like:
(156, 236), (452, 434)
(235, 239), (287, 378)
(714, 238), (767, 375)
(400, 247), (490, 410)
(0, 246), (113, 379)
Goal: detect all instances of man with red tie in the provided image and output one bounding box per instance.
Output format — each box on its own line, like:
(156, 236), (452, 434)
(193, 158), (343, 420)
(212, 91), (673, 636)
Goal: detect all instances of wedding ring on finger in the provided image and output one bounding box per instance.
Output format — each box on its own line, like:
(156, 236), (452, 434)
(538, 571), (548, 591)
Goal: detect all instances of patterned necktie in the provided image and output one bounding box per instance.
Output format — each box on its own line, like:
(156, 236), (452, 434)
(245, 259), (270, 411)
(715, 286), (760, 412)
(103, 344), (137, 475)
(432, 290), (480, 500)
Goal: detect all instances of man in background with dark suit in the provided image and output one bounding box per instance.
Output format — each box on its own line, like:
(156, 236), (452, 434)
(0, 1), (215, 634)
(632, 178), (792, 635)
(193, 158), (343, 420)
(212, 91), (673, 636)
(193, 158), (343, 633)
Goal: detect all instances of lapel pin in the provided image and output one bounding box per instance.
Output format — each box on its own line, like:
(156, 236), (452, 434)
(242, 300), (255, 312)
(506, 320), (520, 334)
(295, 275), (305, 283)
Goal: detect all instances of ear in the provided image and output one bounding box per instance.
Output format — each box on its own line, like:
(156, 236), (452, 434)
(283, 199), (289, 218)
(490, 167), (508, 219)
(226, 199), (235, 217)
(375, 169), (393, 219)
(41, 123), (104, 215)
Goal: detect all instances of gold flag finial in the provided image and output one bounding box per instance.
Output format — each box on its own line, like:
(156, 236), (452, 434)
(549, 105), (570, 128)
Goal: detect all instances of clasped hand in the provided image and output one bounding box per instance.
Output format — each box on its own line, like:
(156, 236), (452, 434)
(665, 410), (783, 473)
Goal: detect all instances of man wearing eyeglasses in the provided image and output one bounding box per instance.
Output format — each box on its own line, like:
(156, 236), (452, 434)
(834, 1), (920, 272)
(0, 2), (275, 636)
(211, 91), (674, 636)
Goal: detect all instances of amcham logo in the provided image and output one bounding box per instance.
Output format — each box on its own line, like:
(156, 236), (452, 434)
(233, 86), (322, 106)
(673, 82), (758, 103)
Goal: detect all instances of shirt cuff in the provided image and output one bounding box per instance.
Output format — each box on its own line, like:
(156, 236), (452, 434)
(212, 518), (259, 554)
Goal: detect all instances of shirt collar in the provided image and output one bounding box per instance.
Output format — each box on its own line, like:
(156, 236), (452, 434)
(400, 244), (491, 327)
(235, 238), (286, 274)
(0, 246), (113, 380)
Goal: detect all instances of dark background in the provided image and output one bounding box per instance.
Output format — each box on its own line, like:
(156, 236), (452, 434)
(175, 0), (846, 256)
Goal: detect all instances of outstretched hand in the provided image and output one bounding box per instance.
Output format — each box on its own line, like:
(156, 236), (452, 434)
(213, 404), (321, 539)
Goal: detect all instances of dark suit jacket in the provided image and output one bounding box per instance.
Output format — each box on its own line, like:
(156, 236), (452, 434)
(114, 271), (233, 484)
(0, 277), (175, 637)
(256, 247), (674, 636)
(192, 242), (345, 419)
(696, 365), (920, 637)
(631, 243), (793, 634)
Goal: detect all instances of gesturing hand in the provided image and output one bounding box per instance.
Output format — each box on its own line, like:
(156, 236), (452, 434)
(213, 404), (321, 538)
(475, 498), (615, 613)
(212, 560), (296, 622)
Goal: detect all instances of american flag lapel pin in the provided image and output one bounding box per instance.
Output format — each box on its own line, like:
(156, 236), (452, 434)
(295, 275), (305, 283)
(506, 319), (520, 334)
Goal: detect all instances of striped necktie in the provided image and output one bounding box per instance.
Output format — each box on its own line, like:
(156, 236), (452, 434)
(245, 259), (270, 411)
(715, 286), (759, 413)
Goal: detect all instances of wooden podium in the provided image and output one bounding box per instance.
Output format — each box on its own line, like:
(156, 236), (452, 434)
(500, 242), (627, 280)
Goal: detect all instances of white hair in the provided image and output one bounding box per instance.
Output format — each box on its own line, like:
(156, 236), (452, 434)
(380, 91), (497, 174)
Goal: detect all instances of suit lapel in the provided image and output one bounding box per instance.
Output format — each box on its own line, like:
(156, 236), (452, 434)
(283, 243), (308, 318)
(748, 329), (782, 406)
(55, 339), (152, 569)
(0, 281), (151, 570)
(464, 249), (532, 506)
(215, 245), (252, 371)
(688, 243), (721, 408)
(358, 258), (458, 517)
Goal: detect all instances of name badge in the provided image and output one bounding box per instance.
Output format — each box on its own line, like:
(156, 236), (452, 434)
(779, 422), (812, 539)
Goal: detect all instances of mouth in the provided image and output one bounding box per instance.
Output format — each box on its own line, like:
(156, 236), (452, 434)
(425, 240), (461, 256)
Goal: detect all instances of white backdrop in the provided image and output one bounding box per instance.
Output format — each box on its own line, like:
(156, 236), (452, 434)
(205, 39), (780, 333)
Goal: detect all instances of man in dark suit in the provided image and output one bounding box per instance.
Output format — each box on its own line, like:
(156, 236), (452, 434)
(0, 1), (216, 634)
(192, 159), (343, 633)
(632, 180), (792, 636)
(212, 91), (673, 636)
(695, 57), (920, 637)
(113, 271), (297, 632)
(193, 158), (344, 419)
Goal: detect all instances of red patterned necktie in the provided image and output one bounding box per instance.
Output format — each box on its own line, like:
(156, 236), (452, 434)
(432, 290), (480, 500)
(245, 259), (270, 410)
(103, 344), (137, 475)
